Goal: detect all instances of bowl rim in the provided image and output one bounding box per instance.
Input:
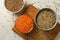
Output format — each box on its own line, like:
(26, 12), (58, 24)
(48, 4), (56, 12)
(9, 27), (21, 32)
(4, 0), (25, 13)
(34, 8), (57, 31)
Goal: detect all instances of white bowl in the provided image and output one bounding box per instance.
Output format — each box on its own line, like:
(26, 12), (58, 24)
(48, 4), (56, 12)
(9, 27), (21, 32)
(5, 0), (25, 13)
(34, 8), (57, 31)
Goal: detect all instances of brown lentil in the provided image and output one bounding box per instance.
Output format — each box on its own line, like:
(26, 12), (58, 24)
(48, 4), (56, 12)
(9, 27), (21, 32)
(5, 0), (23, 12)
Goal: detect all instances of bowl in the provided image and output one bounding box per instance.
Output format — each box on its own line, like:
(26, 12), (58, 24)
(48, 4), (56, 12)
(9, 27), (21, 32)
(34, 8), (57, 31)
(5, 0), (25, 13)
(15, 15), (34, 33)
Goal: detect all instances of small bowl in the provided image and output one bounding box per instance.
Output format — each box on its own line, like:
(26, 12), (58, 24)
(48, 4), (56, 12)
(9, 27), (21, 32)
(15, 15), (34, 33)
(34, 8), (57, 31)
(5, 0), (25, 13)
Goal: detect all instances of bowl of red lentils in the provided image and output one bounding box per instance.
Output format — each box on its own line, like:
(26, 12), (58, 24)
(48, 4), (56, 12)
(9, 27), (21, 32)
(15, 15), (34, 33)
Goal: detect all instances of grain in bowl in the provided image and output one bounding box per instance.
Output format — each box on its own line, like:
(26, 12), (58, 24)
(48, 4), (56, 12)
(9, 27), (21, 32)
(34, 8), (57, 31)
(5, 0), (25, 13)
(15, 15), (34, 33)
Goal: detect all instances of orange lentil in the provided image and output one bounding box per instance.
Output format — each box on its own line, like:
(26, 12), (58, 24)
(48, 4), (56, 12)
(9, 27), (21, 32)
(16, 15), (33, 33)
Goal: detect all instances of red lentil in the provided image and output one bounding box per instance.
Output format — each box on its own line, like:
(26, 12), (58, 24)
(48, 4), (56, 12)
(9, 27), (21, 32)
(16, 15), (33, 33)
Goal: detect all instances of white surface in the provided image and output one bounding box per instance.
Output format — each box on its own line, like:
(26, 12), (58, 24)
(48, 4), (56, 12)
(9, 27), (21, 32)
(0, 0), (60, 40)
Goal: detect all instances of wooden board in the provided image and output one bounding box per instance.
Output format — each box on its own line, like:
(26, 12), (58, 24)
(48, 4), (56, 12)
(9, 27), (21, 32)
(12, 4), (60, 40)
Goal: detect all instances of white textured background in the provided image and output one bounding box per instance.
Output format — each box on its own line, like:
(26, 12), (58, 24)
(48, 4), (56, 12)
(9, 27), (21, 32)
(0, 0), (60, 40)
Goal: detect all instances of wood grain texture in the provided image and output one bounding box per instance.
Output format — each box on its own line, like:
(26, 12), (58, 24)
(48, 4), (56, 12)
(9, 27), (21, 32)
(12, 4), (60, 40)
